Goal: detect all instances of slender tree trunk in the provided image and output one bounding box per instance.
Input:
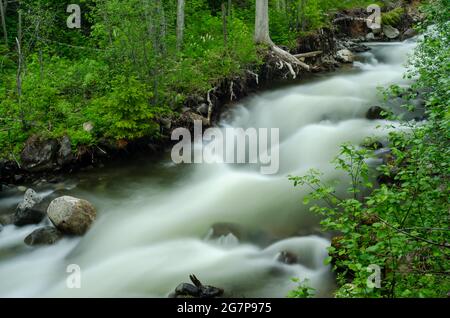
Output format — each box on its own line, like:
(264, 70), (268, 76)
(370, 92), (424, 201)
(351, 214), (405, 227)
(153, 0), (166, 54)
(222, 2), (227, 46)
(176, 0), (185, 51)
(227, 0), (232, 17)
(159, 0), (167, 53)
(16, 1), (25, 130)
(254, 0), (309, 77)
(300, 0), (306, 32)
(18, 1), (22, 47)
(101, 0), (113, 46)
(0, 0), (7, 45)
(275, 0), (281, 11)
(254, 0), (273, 45)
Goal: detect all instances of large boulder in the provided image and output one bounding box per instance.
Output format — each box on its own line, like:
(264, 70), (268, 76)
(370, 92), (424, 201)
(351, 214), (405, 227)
(47, 196), (96, 235)
(57, 136), (74, 166)
(383, 25), (400, 39)
(21, 135), (58, 172)
(24, 226), (63, 246)
(13, 189), (46, 226)
(336, 49), (355, 63)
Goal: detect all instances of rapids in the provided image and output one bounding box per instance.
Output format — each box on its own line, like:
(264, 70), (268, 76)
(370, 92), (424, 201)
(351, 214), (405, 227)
(0, 40), (416, 298)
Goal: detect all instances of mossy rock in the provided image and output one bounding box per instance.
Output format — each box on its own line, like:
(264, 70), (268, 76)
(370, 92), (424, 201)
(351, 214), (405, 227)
(382, 7), (405, 27)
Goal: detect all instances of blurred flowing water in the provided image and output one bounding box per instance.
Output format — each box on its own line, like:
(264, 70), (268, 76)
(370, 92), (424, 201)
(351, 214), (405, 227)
(0, 40), (416, 298)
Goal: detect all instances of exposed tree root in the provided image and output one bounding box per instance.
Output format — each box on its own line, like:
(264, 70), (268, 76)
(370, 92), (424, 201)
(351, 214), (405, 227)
(246, 70), (259, 85)
(229, 81), (237, 101)
(267, 44), (311, 79)
(333, 15), (368, 23)
(206, 87), (217, 125)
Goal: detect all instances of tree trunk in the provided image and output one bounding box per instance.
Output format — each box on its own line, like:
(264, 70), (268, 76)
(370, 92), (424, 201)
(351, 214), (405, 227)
(300, 0), (307, 32)
(254, 0), (309, 77)
(16, 1), (25, 130)
(227, 0), (232, 16)
(176, 0), (185, 51)
(155, 0), (166, 54)
(222, 2), (227, 46)
(101, 0), (113, 46)
(254, 0), (272, 45)
(0, 0), (7, 45)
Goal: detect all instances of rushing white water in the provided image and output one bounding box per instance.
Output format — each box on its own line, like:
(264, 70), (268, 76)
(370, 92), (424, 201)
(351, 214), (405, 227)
(0, 41), (416, 298)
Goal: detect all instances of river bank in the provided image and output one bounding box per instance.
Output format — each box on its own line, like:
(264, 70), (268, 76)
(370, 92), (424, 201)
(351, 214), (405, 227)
(0, 35), (420, 297)
(0, 7), (419, 189)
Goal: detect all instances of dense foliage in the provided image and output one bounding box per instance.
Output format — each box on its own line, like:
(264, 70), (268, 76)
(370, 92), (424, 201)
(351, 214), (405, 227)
(291, 0), (449, 298)
(0, 0), (393, 160)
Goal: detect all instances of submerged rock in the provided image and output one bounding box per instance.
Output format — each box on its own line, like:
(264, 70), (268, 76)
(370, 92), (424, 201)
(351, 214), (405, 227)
(47, 196), (96, 235)
(361, 139), (384, 150)
(0, 214), (14, 225)
(366, 106), (389, 120)
(17, 186), (27, 192)
(276, 251), (298, 265)
(24, 226), (63, 246)
(13, 189), (46, 226)
(206, 222), (274, 246)
(170, 275), (224, 298)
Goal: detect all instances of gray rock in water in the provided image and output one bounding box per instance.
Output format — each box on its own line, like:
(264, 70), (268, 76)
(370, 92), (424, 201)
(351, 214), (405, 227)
(0, 214), (14, 225)
(47, 196), (96, 235)
(336, 49), (355, 63)
(277, 251), (298, 265)
(57, 136), (73, 166)
(372, 26), (382, 35)
(13, 189), (46, 226)
(24, 226), (63, 246)
(17, 186), (27, 192)
(383, 25), (400, 39)
(362, 139), (384, 150)
(366, 32), (376, 41)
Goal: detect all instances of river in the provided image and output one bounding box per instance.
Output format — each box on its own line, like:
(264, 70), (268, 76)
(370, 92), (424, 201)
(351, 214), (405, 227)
(0, 40), (417, 298)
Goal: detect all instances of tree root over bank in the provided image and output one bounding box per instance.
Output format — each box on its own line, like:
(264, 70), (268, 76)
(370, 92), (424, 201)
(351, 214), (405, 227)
(268, 44), (310, 79)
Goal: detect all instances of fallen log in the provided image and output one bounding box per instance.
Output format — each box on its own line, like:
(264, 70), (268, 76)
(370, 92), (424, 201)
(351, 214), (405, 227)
(293, 51), (323, 59)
